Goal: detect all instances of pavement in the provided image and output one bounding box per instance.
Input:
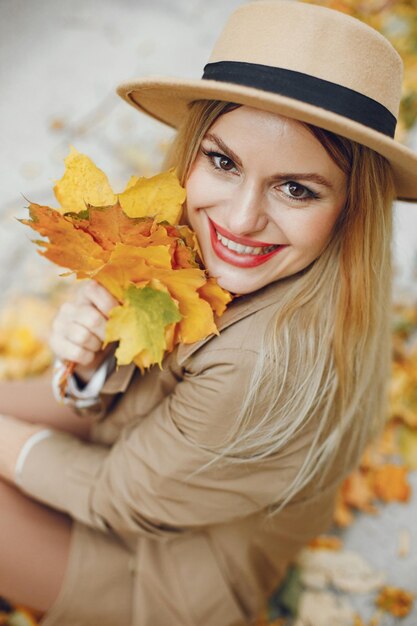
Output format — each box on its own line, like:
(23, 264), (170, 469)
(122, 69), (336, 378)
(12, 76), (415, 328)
(1, 2), (417, 624)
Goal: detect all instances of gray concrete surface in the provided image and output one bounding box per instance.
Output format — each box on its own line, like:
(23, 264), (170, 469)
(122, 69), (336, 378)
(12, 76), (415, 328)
(1, 2), (416, 624)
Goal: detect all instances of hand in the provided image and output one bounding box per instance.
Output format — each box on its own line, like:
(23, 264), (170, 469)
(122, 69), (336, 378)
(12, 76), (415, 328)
(50, 281), (119, 382)
(0, 415), (47, 483)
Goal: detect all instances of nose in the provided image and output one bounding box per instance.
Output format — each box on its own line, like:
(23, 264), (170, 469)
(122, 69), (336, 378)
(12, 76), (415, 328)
(224, 179), (269, 236)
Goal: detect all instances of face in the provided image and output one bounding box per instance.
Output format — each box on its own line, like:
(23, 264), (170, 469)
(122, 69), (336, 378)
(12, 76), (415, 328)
(185, 105), (348, 295)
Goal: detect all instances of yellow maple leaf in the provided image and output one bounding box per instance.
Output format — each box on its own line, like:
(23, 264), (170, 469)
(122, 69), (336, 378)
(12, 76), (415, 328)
(105, 283), (182, 370)
(118, 169), (186, 224)
(54, 146), (116, 213)
(150, 268), (220, 343)
(198, 277), (231, 317)
(53, 147), (186, 224)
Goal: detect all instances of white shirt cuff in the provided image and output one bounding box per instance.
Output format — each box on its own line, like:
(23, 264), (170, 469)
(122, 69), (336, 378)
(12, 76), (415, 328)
(52, 355), (116, 409)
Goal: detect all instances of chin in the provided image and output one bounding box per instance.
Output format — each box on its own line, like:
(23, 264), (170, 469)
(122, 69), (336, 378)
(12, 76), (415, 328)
(213, 273), (268, 296)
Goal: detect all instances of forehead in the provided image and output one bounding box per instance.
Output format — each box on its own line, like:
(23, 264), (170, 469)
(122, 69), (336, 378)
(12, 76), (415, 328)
(209, 105), (303, 132)
(206, 105), (324, 150)
(205, 105), (343, 176)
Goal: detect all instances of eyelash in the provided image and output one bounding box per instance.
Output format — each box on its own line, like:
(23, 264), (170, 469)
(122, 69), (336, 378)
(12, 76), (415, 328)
(201, 148), (320, 203)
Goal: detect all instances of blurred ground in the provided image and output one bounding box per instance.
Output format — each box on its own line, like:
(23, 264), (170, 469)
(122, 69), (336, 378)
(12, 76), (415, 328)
(1, 1), (417, 625)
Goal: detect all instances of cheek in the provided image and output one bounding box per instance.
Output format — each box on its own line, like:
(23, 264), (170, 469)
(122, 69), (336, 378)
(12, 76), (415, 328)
(184, 169), (209, 230)
(185, 164), (213, 207)
(186, 162), (233, 212)
(285, 210), (340, 250)
(185, 166), (199, 197)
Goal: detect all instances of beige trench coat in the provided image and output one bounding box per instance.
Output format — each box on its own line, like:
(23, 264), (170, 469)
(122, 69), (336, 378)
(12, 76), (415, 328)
(19, 277), (353, 626)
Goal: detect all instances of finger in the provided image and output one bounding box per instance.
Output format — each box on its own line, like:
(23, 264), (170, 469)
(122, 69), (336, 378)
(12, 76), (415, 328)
(49, 336), (99, 367)
(64, 321), (103, 352)
(75, 305), (108, 342)
(54, 303), (107, 343)
(52, 301), (79, 328)
(75, 281), (119, 316)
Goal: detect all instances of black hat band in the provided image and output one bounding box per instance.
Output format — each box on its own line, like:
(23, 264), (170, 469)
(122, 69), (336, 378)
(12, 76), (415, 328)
(202, 61), (397, 138)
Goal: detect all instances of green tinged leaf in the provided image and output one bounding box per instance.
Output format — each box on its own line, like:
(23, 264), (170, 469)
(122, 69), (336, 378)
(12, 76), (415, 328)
(105, 284), (182, 367)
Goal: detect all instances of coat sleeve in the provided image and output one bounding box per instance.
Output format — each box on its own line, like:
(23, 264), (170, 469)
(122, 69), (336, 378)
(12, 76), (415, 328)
(17, 347), (315, 537)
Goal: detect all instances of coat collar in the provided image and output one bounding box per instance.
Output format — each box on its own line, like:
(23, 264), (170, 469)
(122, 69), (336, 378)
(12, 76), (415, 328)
(176, 275), (296, 365)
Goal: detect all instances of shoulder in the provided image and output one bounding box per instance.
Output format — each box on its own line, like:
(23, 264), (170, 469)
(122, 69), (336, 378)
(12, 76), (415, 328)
(219, 298), (279, 349)
(161, 297), (280, 449)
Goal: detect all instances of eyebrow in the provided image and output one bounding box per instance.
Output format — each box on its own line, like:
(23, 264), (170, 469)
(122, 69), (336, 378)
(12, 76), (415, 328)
(203, 132), (335, 190)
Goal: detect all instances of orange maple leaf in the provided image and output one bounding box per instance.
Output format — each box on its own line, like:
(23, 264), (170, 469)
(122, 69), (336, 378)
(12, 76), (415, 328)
(20, 203), (108, 277)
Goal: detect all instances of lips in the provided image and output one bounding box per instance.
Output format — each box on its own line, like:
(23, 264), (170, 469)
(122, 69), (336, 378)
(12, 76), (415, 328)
(208, 218), (286, 268)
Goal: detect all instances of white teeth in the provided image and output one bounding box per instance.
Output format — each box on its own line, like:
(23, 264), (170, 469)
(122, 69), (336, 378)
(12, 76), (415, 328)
(229, 241), (246, 253)
(216, 230), (278, 255)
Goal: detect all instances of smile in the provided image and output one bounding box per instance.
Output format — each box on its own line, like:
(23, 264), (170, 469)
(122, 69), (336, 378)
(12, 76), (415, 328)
(208, 218), (286, 268)
(216, 231), (278, 255)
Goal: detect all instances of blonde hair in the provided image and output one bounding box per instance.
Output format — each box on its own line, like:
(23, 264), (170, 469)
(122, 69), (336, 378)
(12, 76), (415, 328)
(164, 100), (395, 514)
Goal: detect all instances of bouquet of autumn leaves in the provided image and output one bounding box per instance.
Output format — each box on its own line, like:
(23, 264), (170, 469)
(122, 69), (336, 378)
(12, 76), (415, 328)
(21, 147), (232, 391)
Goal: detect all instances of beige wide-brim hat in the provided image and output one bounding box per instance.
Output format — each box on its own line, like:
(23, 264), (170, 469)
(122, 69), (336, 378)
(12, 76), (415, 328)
(117, 0), (417, 202)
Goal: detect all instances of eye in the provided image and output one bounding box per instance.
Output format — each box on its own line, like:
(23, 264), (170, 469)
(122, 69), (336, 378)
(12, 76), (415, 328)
(202, 149), (237, 173)
(280, 181), (318, 202)
(214, 154), (235, 171)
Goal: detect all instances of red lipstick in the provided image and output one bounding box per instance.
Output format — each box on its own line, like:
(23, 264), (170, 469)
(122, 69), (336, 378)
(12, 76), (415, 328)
(208, 218), (285, 268)
(212, 219), (277, 247)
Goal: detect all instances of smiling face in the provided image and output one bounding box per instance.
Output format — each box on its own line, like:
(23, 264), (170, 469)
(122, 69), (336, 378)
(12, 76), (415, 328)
(184, 105), (348, 295)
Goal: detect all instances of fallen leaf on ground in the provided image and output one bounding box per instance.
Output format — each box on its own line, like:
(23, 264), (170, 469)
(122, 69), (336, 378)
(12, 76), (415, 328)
(0, 297), (55, 380)
(334, 469), (378, 526)
(375, 585), (414, 617)
(296, 548), (385, 593)
(308, 535), (343, 551)
(294, 590), (354, 626)
(372, 464), (411, 502)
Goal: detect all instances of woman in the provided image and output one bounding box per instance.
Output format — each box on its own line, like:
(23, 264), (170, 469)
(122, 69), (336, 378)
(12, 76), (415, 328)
(1, 1), (416, 625)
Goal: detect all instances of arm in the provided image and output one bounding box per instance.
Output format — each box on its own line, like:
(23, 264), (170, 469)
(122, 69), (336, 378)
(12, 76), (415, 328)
(0, 375), (95, 439)
(10, 347), (317, 537)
